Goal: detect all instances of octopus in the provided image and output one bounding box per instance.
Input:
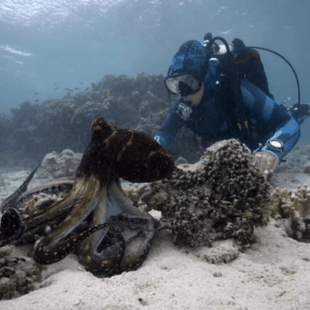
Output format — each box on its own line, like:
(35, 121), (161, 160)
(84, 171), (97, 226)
(0, 116), (175, 277)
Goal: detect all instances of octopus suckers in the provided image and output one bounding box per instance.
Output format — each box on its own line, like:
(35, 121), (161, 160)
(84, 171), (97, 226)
(44, 225), (52, 234)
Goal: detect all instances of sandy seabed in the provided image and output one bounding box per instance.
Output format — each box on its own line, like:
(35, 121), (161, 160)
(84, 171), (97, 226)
(1, 171), (310, 310)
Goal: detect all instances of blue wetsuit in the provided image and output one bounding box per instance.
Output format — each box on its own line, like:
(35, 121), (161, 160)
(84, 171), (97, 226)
(155, 40), (300, 162)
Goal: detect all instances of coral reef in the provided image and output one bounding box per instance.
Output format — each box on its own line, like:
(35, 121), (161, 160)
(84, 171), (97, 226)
(0, 73), (204, 167)
(270, 184), (310, 240)
(0, 73), (309, 168)
(141, 139), (271, 249)
(38, 149), (82, 180)
(0, 246), (44, 300)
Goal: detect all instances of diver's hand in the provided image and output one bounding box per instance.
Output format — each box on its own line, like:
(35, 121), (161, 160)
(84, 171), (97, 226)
(254, 151), (278, 179)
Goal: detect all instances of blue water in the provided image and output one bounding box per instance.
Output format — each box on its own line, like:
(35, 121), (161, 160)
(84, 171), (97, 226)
(0, 0), (309, 122)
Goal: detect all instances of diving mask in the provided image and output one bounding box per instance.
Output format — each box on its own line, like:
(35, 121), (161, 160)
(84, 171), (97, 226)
(177, 102), (193, 121)
(165, 73), (202, 96)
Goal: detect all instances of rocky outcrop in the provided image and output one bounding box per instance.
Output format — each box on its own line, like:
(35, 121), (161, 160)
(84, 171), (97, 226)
(140, 139), (271, 249)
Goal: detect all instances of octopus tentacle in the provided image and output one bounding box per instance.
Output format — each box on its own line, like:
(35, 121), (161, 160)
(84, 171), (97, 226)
(78, 177), (159, 276)
(1, 164), (41, 213)
(0, 176), (76, 242)
(21, 173), (100, 234)
(78, 185), (120, 274)
(0, 208), (24, 247)
(18, 176), (74, 202)
(33, 174), (103, 263)
(34, 221), (120, 264)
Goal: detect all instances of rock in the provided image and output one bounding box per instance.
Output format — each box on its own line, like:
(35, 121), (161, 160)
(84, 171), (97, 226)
(0, 246), (44, 300)
(195, 240), (240, 264)
(140, 139), (271, 249)
(39, 149), (82, 180)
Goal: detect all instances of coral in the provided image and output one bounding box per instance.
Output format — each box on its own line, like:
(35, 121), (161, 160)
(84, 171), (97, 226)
(269, 187), (292, 218)
(0, 246), (44, 300)
(0, 74), (177, 166)
(2, 73), (310, 168)
(0, 73), (206, 167)
(270, 184), (310, 240)
(39, 149), (82, 180)
(141, 139), (271, 249)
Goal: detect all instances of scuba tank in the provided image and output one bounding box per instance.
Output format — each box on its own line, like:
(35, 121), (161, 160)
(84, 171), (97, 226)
(203, 32), (305, 125)
(203, 33), (251, 141)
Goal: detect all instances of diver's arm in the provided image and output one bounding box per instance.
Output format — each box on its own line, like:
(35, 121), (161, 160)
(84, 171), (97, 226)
(240, 79), (300, 161)
(260, 117), (300, 161)
(154, 97), (185, 149)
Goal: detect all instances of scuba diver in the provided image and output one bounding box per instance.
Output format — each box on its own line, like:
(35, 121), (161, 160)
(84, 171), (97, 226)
(154, 34), (303, 179)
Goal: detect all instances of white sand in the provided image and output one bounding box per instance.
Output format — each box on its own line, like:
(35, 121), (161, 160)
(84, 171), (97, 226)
(1, 171), (310, 310)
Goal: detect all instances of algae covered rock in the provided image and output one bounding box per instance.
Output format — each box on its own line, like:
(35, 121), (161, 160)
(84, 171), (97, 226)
(0, 246), (44, 300)
(142, 139), (271, 249)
